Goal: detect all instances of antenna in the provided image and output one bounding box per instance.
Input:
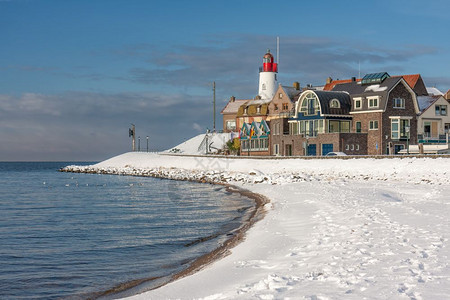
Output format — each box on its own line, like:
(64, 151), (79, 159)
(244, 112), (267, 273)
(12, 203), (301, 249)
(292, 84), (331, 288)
(277, 36), (280, 65)
(358, 60), (361, 79)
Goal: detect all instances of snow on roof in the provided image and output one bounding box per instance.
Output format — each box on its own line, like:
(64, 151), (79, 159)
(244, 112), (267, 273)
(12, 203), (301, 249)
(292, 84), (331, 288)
(417, 95), (441, 112)
(281, 86), (301, 100)
(364, 84), (388, 92)
(426, 87), (444, 96)
(221, 99), (250, 114)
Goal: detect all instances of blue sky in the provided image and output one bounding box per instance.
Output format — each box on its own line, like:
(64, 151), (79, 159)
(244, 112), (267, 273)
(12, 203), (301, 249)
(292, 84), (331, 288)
(1, 0), (449, 161)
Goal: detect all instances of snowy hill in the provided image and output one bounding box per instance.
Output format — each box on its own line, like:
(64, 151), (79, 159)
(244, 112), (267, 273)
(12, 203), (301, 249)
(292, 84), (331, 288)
(165, 132), (235, 155)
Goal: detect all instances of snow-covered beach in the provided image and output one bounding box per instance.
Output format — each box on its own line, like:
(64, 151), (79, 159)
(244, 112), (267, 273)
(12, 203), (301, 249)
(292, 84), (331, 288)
(64, 153), (450, 299)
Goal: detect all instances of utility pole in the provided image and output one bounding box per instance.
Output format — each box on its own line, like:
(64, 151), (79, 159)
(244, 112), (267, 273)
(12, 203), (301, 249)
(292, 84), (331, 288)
(213, 81), (216, 132)
(129, 124), (136, 151)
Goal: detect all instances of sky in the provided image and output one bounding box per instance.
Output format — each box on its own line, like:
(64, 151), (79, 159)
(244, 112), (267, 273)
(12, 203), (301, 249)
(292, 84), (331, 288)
(1, 0), (450, 161)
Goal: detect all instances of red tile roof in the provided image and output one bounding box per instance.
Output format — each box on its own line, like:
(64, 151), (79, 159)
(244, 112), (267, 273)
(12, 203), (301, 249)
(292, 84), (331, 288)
(323, 78), (361, 91)
(393, 74), (421, 89)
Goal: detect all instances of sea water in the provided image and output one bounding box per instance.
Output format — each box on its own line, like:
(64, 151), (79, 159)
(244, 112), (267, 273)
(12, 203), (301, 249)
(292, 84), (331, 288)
(0, 162), (255, 299)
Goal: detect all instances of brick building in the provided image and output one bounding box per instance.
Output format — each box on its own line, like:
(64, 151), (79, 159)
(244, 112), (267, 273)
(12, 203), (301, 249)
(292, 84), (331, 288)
(333, 72), (419, 155)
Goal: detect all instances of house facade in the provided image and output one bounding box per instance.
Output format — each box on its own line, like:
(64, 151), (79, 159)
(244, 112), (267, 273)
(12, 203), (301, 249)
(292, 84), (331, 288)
(221, 96), (251, 132)
(333, 72), (419, 155)
(417, 95), (450, 143)
(239, 120), (271, 156)
(270, 89), (367, 156)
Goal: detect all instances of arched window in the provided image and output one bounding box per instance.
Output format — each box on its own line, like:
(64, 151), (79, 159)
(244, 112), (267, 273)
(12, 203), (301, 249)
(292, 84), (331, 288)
(330, 99), (340, 108)
(300, 93), (319, 116)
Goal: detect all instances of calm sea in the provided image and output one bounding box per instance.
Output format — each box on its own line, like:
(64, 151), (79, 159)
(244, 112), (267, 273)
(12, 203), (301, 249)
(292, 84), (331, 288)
(0, 162), (255, 299)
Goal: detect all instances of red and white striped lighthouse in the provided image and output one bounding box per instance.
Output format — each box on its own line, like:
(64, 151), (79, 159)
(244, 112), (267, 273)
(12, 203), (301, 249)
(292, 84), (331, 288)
(258, 49), (278, 100)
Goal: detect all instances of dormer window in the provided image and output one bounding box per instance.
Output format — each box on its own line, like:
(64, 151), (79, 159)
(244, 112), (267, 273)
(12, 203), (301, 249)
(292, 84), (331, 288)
(257, 106), (261, 114)
(330, 99), (340, 108)
(353, 97), (362, 110)
(244, 107), (248, 115)
(368, 96), (379, 108)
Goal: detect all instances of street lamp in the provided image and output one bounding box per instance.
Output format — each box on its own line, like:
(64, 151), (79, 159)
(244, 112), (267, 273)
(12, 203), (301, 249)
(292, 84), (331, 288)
(146, 136), (149, 152)
(405, 125), (410, 155)
(138, 136), (141, 152)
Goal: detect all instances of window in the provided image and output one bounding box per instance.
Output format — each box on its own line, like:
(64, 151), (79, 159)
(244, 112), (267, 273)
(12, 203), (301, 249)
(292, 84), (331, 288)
(394, 98), (405, 108)
(300, 93), (319, 116)
(244, 107), (248, 115)
(289, 122), (298, 135)
(351, 144), (355, 150)
(369, 120), (379, 130)
(354, 97), (362, 110)
(282, 103), (289, 110)
(391, 118), (410, 139)
(274, 104), (278, 110)
(279, 93), (283, 98)
(274, 144), (279, 155)
(356, 121), (362, 133)
(346, 144), (350, 150)
(226, 120), (236, 130)
(328, 120), (350, 133)
(257, 106), (261, 114)
(445, 123), (450, 133)
(262, 84), (266, 90)
(329, 120), (340, 133)
(436, 105), (448, 116)
(368, 96), (379, 108)
(330, 99), (340, 108)
(356, 144), (360, 150)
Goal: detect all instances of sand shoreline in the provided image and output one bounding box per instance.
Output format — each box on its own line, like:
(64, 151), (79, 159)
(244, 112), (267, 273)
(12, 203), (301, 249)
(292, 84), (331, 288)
(61, 166), (270, 299)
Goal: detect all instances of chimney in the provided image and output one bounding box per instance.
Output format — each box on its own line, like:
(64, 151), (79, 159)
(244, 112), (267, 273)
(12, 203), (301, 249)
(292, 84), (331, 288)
(230, 96), (235, 102)
(293, 81), (300, 90)
(351, 77), (356, 82)
(326, 77), (333, 84)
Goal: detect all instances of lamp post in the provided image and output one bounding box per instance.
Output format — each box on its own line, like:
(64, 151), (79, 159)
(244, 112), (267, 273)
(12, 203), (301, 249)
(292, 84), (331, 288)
(138, 136), (141, 152)
(405, 125), (410, 155)
(146, 136), (149, 152)
(305, 134), (309, 156)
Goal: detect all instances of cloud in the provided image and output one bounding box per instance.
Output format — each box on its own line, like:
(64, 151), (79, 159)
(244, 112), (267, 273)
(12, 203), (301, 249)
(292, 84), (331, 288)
(0, 91), (214, 161)
(116, 34), (439, 97)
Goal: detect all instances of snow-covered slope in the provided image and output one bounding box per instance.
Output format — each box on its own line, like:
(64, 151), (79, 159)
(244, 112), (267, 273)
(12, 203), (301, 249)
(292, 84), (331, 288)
(165, 132), (234, 155)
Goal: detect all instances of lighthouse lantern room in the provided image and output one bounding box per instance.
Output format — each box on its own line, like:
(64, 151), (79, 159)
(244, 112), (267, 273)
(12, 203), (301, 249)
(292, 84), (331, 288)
(258, 49), (278, 100)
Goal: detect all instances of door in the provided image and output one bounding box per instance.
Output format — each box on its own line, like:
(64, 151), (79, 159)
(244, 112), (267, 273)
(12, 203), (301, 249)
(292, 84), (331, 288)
(431, 121), (438, 138)
(307, 144), (316, 156)
(322, 143), (333, 156)
(285, 144), (292, 156)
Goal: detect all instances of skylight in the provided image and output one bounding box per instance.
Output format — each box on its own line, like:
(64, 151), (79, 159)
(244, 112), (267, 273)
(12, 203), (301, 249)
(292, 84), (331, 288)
(361, 72), (390, 85)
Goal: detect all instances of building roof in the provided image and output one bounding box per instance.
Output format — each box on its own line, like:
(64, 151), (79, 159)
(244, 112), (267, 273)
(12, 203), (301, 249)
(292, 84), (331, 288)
(221, 98), (251, 114)
(332, 76), (402, 97)
(314, 90), (352, 115)
(280, 85), (301, 101)
(323, 78), (361, 91)
(426, 87), (444, 96)
(393, 74), (420, 89)
(325, 74), (426, 95)
(417, 95), (442, 112)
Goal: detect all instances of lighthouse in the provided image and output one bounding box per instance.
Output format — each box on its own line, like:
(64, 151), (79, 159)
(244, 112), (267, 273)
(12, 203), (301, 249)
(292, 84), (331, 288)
(258, 49), (278, 100)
